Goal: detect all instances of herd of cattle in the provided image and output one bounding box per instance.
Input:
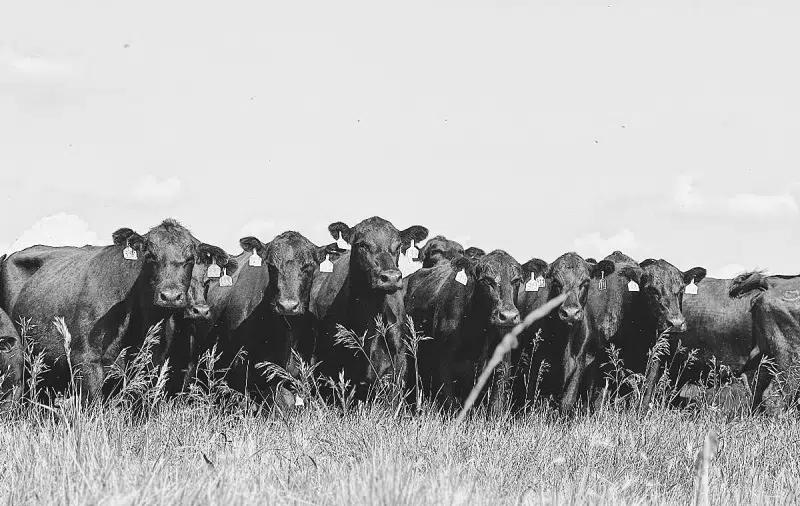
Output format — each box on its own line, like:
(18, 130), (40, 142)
(0, 216), (797, 415)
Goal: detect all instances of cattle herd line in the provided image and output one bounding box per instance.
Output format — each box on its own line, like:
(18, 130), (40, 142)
(0, 215), (795, 416)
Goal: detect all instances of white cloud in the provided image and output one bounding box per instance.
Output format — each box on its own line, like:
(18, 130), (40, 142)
(574, 229), (637, 259)
(673, 174), (798, 217)
(0, 46), (72, 76)
(5, 214), (104, 254)
(131, 175), (182, 201)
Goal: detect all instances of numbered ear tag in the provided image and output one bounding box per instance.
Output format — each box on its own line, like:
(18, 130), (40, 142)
(525, 273), (539, 292)
(207, 260), (221, 278)
(248, 249), (262, 267)
(219, 268), (233, 287)
(628, 280), (639, 292)
(294, 395), (305, 407)
(407, 240), (419, 260)
(536, 275), (546, 288)
(336, 232), (350, 250)
(685, 278), (698, 295)
(319, 255), (334, 273)
(455, 269), (468, 285)
(598, 272), (607, 291)
(122, 246), (138, 261)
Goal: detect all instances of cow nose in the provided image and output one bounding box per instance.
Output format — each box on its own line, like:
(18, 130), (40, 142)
(379, 270), (402, 285)
(277, 298), (301, 314)
(668, 316), (687, 333)
(158, 289), (185, 306)
(189, 304), (211, 319)
(559, 306), (582, 323)
(496, 308), (521, 326)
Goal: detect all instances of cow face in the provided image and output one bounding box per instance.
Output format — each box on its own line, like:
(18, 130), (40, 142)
(465, 247), (486, 261)
(183, 252), (237, 320)
(586, 252), (643, 340)
(0, 310), (22, 407)
(329, 217), (428, 292)
(243, 232), (340, 316)
(418, 236), (464, 268)
(640, 259), (706, 334)
(547, 252), (593, 325)
(113, 219), (233, 310)
(475, 251), (523, 328)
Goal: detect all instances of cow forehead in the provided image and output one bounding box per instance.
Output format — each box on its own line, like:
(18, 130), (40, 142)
(354, 220), (400, 244)
(477, 252), (521, 280)
(644, 260), (682, 288)
(267, 232), (315, 263)
(550, 253), (589, 281)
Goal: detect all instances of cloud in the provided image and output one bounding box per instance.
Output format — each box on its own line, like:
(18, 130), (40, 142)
(131, 175), (182, 201)
(0, 46), (73, 76)
(574, 229), (637, 259)
(712, 263), (748, 279)
(5, 213), (103, 254)
(673, 174), (798, 217)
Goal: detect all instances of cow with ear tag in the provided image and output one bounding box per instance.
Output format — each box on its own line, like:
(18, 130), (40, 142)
(311, 217), (429, 397)
(189, 231), (342, 403)
(0, 307), (23, 412)
(417, 235), (464, 268)
(511, 257), (550, 408)
(7, 219), (233, 405)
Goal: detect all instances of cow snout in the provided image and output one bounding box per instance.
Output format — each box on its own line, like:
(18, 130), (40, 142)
(187, 304), (211, 320)
(494, 308), (521, 327)
(667, 315), (687, 333)
(157, 289), (186, 308)
(375, 269), (403, 291)
(276, 298), (301, 315)
(559, 306), (582, 324)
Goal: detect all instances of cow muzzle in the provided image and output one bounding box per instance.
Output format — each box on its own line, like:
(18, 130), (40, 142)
(373, 269), (403, 292)
(275, 298), (302, 315)
(559, 305), (583, 325)
(666, 315), (687, 333)
(492, 307), (521, 327)
(186, 304), (211, 320)
(156, 289), (187, 308)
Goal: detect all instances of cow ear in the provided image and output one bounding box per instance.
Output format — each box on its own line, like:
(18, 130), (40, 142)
(314, 243), (345, 264)
(465, 247), (485, 259)
(239, 236), (266, 256)
(451, 255), (476, 277)
(618, 266), (642, 284)
(112, 228), (144, 250)
(197, 243), (230, 267)
(0, 335), (16, 353)
(590, 260), (615, 279)
(400, 226), (429, 252)
(328, 222), (352, 243)
(683, 267), (707, 285)
(224, 257), (239, 276)
(522, 258), (548, 278)
(639, 258), (657, 269)
(585, 258), (597, 265)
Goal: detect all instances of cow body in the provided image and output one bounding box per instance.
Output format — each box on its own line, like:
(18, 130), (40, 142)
(0, 307), (23, 411)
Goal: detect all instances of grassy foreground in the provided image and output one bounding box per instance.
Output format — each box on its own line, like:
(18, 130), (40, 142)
(0, 399), (798, 505)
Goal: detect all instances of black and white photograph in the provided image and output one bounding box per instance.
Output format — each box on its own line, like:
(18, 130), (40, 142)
(0, 1), (798, 504)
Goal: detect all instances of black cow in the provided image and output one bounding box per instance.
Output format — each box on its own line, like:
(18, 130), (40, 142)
(638, 259), (707, 406)
(464, 247), (486, 261)
(512, 258), (550, 407)
(7, 219), (234, 404)
(417, 236), (464, 268)
(191, 232), (340, 402)
(730, 272), (800, 411)
(0, 307), (23, 411)
(405, 251), (522, 411)
(311, 217), (428, 395)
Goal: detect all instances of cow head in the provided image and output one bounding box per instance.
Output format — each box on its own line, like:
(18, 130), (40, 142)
(329, 217), (428, 293)
(640, 259), (706, 334)
(418, 235), (464, 268)
(183, 249), (238, 320)
(0, 310), (22, 408)
(547, 252), (593, 325)
(465, 247), (486, 261)
(586, 251), (643, 341)
(474, 250), (523, 328)
(242, 232), (341, 316)
(113, 219), (234, 310)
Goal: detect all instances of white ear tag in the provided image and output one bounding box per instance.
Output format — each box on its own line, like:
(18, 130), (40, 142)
(685, 279), (698, 295)
(598, 272), (607, 291)
(248, 249), (262, 267)
(122, 246), (138, 261)
(319, 254), (334, 273)
(525, 273), (539, 292)
(536, 275), (546, 288)
(294, 395), (305, 407)
(219, 268), (233, 287)
(407, 240), (419, 260)
(336, 232), (350, 250)
(207, 260), (221, 278)
(628, 280), (639, 292)
(455, 269), (468, 285)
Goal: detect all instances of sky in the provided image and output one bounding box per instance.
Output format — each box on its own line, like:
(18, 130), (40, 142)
(2, 1), (800, 278)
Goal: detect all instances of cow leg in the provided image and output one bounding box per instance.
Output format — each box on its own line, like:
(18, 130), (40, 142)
(488, 354), (512, 416)
(642, 355), (662, 411)
(438, 354), (457, 411)
(73, 352), (104, 406)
